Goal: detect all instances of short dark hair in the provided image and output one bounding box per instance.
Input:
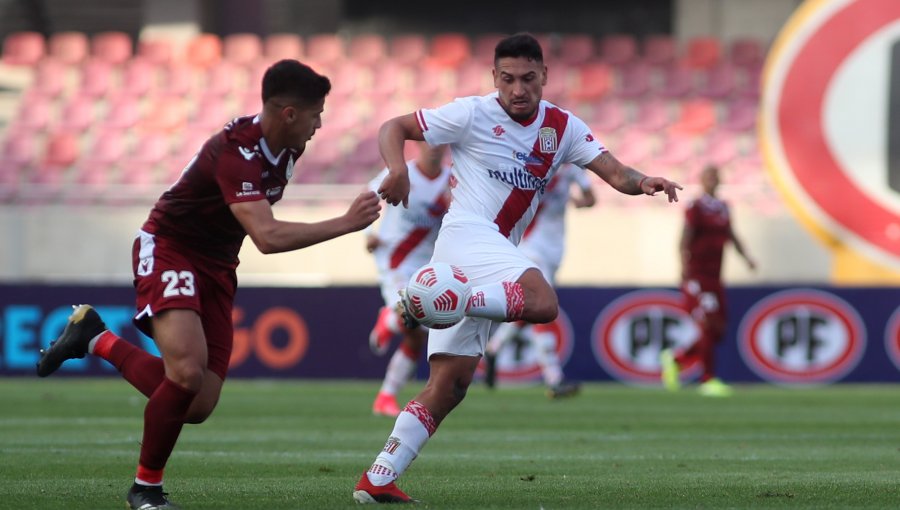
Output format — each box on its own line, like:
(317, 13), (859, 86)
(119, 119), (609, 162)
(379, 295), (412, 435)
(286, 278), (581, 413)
(261, 59), (331, 105)
(494, 33), (543, 65)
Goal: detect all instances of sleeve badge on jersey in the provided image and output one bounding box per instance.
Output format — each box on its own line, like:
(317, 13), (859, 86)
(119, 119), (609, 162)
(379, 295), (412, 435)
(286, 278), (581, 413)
(539, 127), (558, 153)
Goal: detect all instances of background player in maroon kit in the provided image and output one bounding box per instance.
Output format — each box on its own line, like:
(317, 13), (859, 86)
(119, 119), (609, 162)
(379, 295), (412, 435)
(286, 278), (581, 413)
(661, 165), (756, 397)
(36, 59), (381, 509)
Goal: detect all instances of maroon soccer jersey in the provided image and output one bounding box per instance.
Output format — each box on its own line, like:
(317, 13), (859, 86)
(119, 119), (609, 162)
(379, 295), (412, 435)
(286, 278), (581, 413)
(142, 115), (300, 266)
(684, 194), (731, 281)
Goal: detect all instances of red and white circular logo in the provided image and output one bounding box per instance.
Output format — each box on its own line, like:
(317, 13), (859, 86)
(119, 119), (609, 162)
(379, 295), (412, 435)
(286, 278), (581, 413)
(591, 290), (700, 384)
(738, 289), (865, 384)
(761, 0), (900, 268)
(479, 307), (574, 384)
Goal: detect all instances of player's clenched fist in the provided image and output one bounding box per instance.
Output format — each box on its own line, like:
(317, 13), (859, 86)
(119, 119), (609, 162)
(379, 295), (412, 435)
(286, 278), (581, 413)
(376, 169), (411, 208)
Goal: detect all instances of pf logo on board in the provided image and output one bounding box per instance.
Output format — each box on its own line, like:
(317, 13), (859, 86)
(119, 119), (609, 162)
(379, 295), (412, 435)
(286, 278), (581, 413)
(738, 289), (866, 384)
(591, 290), (700, 384)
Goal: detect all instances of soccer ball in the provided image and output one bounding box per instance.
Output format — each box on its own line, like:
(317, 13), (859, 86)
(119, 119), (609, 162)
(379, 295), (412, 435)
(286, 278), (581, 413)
(405, 262), (471, 329)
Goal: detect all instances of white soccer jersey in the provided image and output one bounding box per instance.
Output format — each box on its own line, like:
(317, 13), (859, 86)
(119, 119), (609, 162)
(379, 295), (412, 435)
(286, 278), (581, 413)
(519, 164), (593, 283)
(416, 92), (605, 245)
(368, 160), (451, 302)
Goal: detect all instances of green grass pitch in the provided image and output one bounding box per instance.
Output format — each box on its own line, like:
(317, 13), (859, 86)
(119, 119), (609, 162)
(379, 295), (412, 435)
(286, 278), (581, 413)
(1, 379), (898, 509)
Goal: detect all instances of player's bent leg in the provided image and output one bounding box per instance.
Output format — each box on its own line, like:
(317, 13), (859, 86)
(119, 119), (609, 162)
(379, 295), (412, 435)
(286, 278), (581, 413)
(516, 268), (558, 324)
(415, 354), (480, 422)
(153, 309), (208, 392)
(184, 370), (224, 424)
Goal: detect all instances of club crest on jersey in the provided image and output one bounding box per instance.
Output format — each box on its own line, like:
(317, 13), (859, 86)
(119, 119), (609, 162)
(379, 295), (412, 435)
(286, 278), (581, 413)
(539, 127), (558, 153)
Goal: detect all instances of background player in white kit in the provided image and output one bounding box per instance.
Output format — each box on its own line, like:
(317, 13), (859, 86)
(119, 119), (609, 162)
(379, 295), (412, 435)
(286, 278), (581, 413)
(365, 143), (451, 417)
(483, 163), (596, 398)
(353, 33), (682, 504)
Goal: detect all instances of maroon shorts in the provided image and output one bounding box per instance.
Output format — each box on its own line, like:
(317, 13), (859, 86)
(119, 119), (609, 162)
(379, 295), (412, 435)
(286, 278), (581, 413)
(681, 277), (726, 325)
(132, 230), (237, 379)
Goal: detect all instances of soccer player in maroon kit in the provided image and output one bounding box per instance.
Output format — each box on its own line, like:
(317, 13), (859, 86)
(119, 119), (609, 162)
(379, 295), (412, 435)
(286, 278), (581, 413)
(36, 59), (381, 509)
(660, 165), (756, 397)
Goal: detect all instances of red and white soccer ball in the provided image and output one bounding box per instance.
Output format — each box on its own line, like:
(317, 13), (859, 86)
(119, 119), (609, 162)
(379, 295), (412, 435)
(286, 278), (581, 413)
(405, 262), (471, 329)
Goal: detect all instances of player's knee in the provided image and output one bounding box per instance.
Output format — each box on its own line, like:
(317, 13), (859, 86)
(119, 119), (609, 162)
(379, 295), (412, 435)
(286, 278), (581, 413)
(168, 362), (205, 393)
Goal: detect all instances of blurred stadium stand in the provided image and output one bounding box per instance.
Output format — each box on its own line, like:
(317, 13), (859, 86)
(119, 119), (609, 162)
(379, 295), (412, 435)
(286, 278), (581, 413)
(0, 29), (772, 209)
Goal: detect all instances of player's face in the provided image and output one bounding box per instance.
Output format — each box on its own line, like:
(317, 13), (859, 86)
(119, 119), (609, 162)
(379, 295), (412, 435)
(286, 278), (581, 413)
(493, 57), (546, 121)
(284, 98), (325, 149)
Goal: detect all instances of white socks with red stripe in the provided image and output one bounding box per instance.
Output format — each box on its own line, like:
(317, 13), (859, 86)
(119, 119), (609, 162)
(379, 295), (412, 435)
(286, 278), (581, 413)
(466, 282), (525, 321)
(379, 348), (417, 395)
(366, 400), (436, 486)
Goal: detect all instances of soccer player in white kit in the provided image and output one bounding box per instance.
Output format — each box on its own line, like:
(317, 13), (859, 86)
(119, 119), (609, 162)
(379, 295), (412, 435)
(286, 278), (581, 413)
(483, 163), (596, 398)
(353, 33), (682, 504)
(366, 143), (451, 417)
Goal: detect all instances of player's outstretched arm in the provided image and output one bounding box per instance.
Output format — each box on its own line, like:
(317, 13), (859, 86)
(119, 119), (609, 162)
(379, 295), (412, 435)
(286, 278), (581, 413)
(230, 192), (381, 254)
(585, 151), (682, 203)
(377, 113), (425, 208)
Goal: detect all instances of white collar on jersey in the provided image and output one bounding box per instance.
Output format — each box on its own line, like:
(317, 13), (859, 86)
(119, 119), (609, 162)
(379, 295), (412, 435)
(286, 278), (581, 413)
(252, 115), (284, 165)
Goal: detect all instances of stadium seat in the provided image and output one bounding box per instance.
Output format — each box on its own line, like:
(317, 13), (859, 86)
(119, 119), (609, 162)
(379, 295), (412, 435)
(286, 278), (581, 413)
(542, 62), (571, 104)
(159, 63), (196, 96)
(600, 34), (638, 66)
(697, 63), (737, 99)
(614, 62), (652, 99)
(74, 130), (127, 194)
(558, 34), (596, 66)
(473, 33), (504, 64)
(427, 33), (471, 69)
(141, 95), (188, 133)
(703, 131), (739, 167)
(91, 31), (133, 65)
(131, 132), (171, 167)
(730, 37), (765, 68)
(2, 31), (45, 66)
(78, 58), (115, 97)
(185, 33), (222, 68)
(612, 129), (656, 168)
(633, 99), (673, 132)
(306, 34), (345, 65)
(736, 63), (762, 99)
(389, 34), (428, 65)
(454, 61), (493, 97)
(656, 64), (696, 99)
(137, 38), (175, 66)
(29, 58), (67, 97)
(16, 99), (53, 131)
(264, 33), (303, 61)
(58, 94), (96, 132)
(669, 98), (717, 135)
(589, 100), (627, 135)
(191, 94), (231, 132)
(48, 31), (90, 65)
(642, 34), (677, 66)
(1, 134), (36, 199)
(722, 97), (758, 131)
(223, 33), (263, 66)
(203, 61), (239, 98)
(569, 62), (613, 101)
(683, 36), (721, 70)
(105, 94), (142, 130)
(348, 34), (387, 65)
(36, 130), (80, 189)
(120, 58), (156, 97)
(653, 133), (698, 177)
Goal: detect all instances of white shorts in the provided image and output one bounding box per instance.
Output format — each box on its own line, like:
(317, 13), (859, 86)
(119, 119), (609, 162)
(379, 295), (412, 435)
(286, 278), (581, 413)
(426, 218), (537, 358)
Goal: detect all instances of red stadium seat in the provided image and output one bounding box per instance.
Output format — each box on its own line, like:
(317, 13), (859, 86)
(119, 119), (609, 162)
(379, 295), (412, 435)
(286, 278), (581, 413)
(669, 98), (717, 135)
(137, 38), (175, 66)
(614, 62), (652, 99)
(141, 95), (188, 133)
(30, 58), (67, 97)
(78, 58), (115, 97)
(2, 31), (45, 66)
(656, 64), (696, 98)
(390, 34), (428, 65)
(600, 34), (638, 66)
(223, 33), (263, 66)
(653, 133), (698, 175)
(58, 94), (96, 132)
(203, 61), (240, 98)
(91, 31), (133, 65)
(132, 132), (172, 167)
(349, 34), (387, 65)
(730, 37), (765, 68)
(121, 58), (157, 96)
(589, 100), (627, 134)
(306, 34), (345, 65)
(558, 34), (596, 66)
(105, 94), (142, 130)
(74, 130), (127, 191)
(48, 31), (90, 65)
(454, 61), (493, 97)
(428, 33), (471, 69)
(185, 33), (222, 69)
(159, 63), (196, 96)
(722, 98), (758, 132)
(697, 63), (737, 99)
(703, 131), (740, 167)
(16, 99), (53, 131)
(642, 35), (677, 66)
(38, 130), (81, 184)
(264, 33), (303, 61)
(569, 62), (613, 101)
(473, 33), (505, 64)
(684, 37), (721, 70)
(633, 99), (674, 132)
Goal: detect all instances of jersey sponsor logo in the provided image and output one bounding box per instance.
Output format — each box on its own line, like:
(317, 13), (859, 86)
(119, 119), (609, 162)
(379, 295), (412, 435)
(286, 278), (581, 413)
(760, 0), (900, 269)
(539, 127), (558, 153)
(513, 151), (544, 165)
(737, 289), (866, 384)
(492, 125), (506, 137)
(487, 167), (548, 192)
(591, 290), (701, 384)
(239, 146), (258, 161)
